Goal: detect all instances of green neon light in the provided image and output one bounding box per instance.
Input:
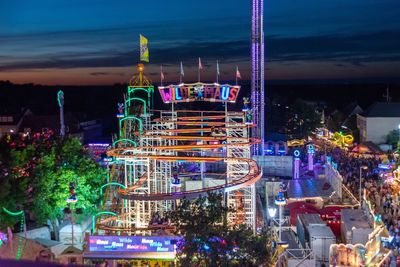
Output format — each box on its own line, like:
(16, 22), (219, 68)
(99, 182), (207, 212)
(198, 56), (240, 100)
(100, 182), (126, 195)
(125, 97), (147, 115)
(119, 116), (143, 136)
(128, 86), (154, 94)
(92, 211), (117, 233)
(100, 182), (126, 206)
(113, 139), (137, 147)
(2, 208), (24, 260)
(57, 90), (64, 108)
(2, 207), (24, 216)
(128, 87), (154, 107)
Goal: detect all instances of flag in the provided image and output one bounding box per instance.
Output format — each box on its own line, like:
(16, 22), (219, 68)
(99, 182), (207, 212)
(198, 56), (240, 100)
(180, 61), (184, 77)
(236, 66), (241, 79)
(217, 60), (220, 76)
(198, 57), (203, 70)
(139, 34), (149, 62)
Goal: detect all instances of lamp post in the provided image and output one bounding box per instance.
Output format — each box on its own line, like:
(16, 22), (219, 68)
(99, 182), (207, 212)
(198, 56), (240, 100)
(274, 192), (287, 241)
(359, 166), (368, 208)
(268, 207), (277, 226)
(66, 181), (78, 247)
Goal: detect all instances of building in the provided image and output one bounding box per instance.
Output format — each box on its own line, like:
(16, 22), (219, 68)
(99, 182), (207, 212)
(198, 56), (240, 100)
(357, 102), (400, 144)
(0, 108), (32, 138)
(0, 106), (105, 144)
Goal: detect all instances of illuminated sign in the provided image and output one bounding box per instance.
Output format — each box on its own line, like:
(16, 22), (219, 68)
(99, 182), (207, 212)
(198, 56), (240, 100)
(88, 236), (176, 253)
(307, 144), (315, 154)
(332, 162), (337, 170)
(88, 143), (110, 147)
(158, 83), (240, 103)
(293, 149), (300, 158)
(378, 164), (392, 170)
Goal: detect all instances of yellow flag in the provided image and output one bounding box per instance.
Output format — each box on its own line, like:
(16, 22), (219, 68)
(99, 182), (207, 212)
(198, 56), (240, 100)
(140, 34), (149, 62)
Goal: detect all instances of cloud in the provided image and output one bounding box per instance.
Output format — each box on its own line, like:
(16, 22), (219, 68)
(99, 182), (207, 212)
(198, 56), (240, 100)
(0, 30), (399, 73)
(90, 71), (125, 76)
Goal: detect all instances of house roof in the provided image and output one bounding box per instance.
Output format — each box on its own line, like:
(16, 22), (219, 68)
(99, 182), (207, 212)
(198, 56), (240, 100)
(20, 113), (81, 134)
(342, 102), (363, 117)
(361, 102), (400, 117)
(0, 108), (31, 126)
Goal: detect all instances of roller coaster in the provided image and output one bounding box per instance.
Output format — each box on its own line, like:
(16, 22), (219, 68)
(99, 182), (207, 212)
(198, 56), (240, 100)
(95, 64), (262, 234)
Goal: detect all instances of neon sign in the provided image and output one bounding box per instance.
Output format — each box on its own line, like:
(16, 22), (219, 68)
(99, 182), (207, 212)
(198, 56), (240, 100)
(378, 164), (392, 170)
(158, 83), (240, 103)
(88, 236), (176, 253)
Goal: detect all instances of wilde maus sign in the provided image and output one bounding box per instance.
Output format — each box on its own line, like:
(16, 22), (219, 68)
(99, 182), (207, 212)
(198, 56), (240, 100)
(158, 82), (240, 103)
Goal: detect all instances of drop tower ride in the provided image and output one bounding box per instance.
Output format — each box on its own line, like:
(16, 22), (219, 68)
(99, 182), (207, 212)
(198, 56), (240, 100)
(251, 0), (265, 155)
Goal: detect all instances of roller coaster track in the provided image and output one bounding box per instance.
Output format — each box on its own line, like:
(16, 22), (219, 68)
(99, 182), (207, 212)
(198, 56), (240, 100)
(107, 137), (262, 200)
(98, 110), (261, 231)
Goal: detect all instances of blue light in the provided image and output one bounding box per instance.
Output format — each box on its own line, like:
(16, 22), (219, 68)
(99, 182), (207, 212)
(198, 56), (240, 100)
(221, 86), (229, 100)
(265, 148), (274, 155)
(378, 164), (392, 170)
(307, 144), (315, 154)
(175, 87), (182, 100)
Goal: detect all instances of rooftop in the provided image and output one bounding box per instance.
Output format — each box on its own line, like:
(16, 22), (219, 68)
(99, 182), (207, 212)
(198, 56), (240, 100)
(341, 209), (371, 229)
(297, 213), (326, 228)
(308, 225), (336, 239)
(361, 102), (400, 117)
(287, 179), (334, 199)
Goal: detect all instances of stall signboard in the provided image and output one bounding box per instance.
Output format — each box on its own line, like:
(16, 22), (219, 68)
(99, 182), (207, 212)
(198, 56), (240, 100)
(88, 236), (176, 253)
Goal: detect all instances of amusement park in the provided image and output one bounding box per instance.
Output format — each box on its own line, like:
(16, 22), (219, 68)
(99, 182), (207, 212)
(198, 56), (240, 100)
(1, 1), (400, 267)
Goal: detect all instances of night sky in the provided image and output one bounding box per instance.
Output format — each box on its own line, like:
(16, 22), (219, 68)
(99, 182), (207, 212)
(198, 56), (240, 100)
(1, 0), (399, 85)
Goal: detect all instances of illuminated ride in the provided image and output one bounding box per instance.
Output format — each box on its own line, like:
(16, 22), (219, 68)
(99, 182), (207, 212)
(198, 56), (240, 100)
(331, 131), (354, 147)
(95, 64), (262, 234)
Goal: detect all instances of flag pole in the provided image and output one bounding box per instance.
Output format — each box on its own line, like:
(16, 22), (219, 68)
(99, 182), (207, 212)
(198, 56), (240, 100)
(236, 66), (238, 86)
(160, 64), (163, 86)
(198, 64), (201, 83)
(216, 60), (219, 84)
(180, 61), (183, 84)
(198, 57), (201, 82)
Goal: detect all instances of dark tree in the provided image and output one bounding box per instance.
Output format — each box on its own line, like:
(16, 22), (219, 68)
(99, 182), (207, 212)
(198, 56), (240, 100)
(168, 193), (273, 267)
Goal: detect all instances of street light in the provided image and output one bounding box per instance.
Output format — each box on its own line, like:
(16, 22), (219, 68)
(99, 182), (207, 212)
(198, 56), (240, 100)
(359, 166), (368, 208)
(275, 192), (286, 241)
(268, 207), (277, 219)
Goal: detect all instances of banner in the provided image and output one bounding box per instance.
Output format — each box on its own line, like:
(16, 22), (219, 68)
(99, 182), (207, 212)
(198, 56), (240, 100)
(140, 34), (149, 62)
(88, 236), (176, 253)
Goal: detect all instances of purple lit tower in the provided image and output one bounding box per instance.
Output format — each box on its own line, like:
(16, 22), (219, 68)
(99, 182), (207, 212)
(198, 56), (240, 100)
(251, 0), (265, 155)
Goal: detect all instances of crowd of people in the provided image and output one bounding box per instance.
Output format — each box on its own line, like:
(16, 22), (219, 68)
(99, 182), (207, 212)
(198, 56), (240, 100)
(325, 146), (400, 264)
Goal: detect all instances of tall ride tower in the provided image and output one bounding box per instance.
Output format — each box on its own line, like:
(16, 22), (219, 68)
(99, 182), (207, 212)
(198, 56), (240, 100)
(251, 0), (265, 155)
